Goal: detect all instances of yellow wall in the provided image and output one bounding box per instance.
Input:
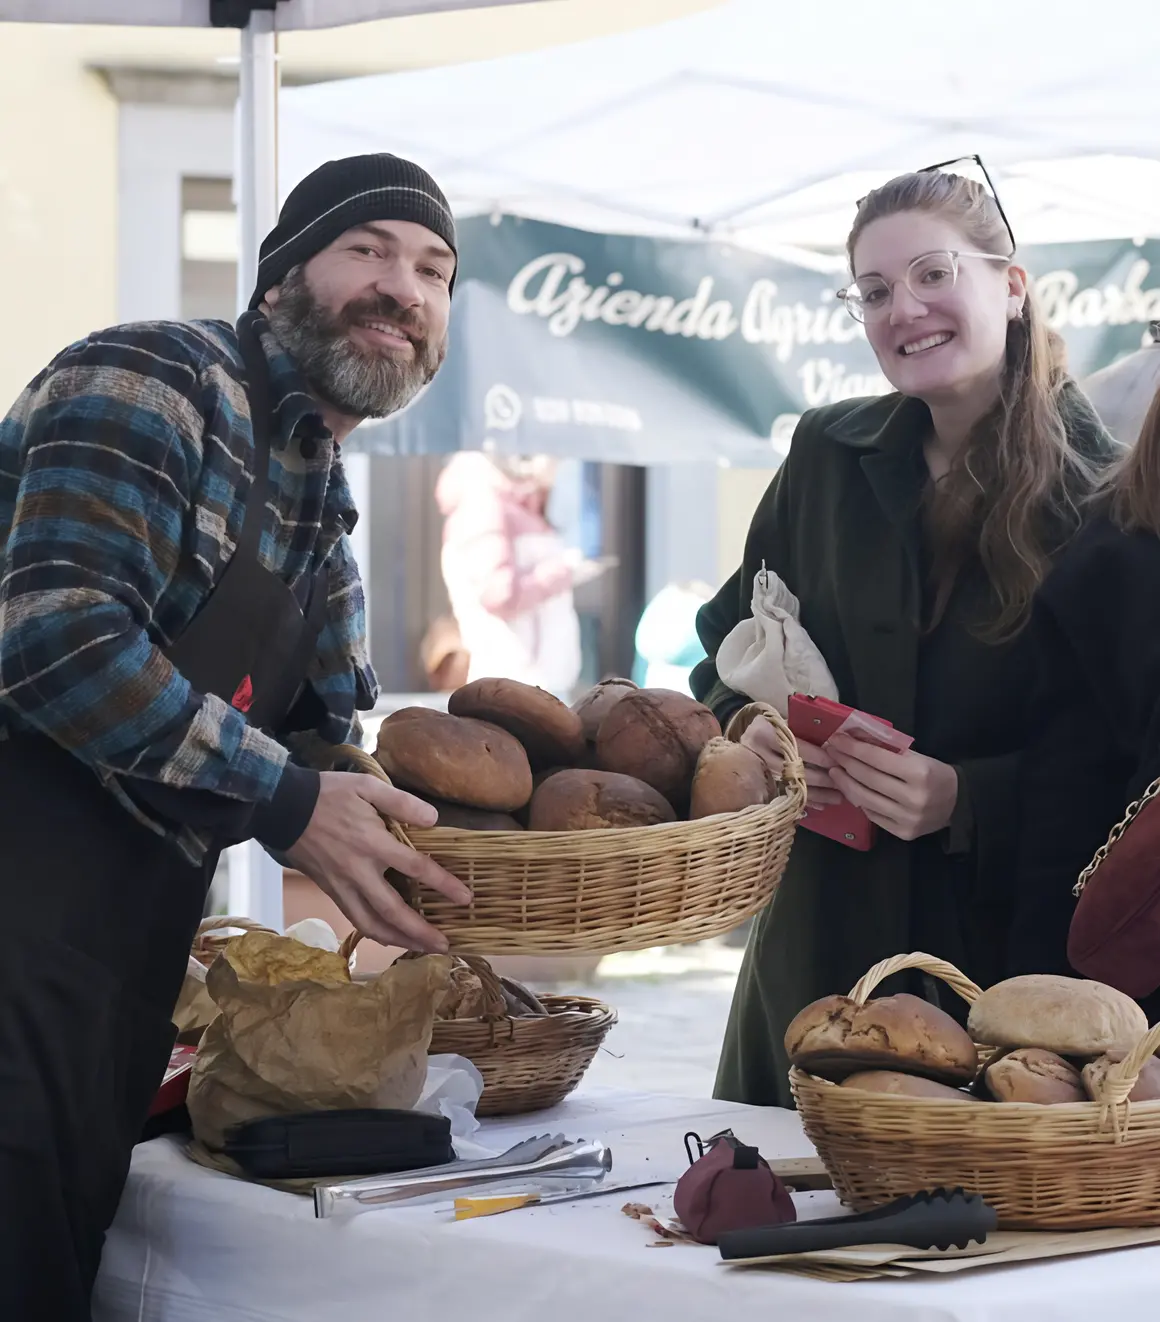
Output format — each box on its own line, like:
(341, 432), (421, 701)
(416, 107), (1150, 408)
(0, 0), (721, 407)
(716, 466), (773, 581)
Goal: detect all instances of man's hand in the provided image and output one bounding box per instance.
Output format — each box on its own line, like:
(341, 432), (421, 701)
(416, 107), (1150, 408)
(283, 771), (471, 952)
(739, 717), (843, 809)
(825, 734), (959, 841)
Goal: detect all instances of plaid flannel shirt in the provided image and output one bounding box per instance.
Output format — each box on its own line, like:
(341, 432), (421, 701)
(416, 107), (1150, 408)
(0, 316), (379, 863)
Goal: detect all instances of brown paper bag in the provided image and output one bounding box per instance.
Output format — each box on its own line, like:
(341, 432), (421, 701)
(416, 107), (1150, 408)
(186, 933), (452, 1153)
(172, 955), (218, 1044)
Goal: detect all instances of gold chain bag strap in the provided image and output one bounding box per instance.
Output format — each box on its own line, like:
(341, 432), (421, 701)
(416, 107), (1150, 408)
(1068, 772), (1160, 999)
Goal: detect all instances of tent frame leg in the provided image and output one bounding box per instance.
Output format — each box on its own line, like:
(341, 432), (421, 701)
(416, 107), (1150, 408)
(228, 6), (285, 931)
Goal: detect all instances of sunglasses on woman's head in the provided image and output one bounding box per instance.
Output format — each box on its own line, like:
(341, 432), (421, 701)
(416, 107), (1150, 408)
(856, 153), (1017, 256)
(839, 154), (1018, 323)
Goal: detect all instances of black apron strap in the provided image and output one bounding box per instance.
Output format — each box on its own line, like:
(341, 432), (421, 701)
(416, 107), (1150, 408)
(233, 310), (274, 561)
(255, 564), (332, 732)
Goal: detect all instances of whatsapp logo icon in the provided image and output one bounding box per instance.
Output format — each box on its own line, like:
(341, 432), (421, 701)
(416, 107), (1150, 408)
(484, 384), (522, 432)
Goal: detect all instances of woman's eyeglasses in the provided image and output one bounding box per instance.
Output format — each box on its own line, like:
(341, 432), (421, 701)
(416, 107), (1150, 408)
(839, 154), (1018, 324)
(837, 248), (1012, 324)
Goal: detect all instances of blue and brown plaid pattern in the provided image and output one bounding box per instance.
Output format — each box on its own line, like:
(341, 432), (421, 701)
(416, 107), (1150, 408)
(0, 316), (378, 861)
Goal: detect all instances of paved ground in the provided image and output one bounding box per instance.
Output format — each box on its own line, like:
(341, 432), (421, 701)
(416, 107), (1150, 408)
(528, 940), (746, 1099)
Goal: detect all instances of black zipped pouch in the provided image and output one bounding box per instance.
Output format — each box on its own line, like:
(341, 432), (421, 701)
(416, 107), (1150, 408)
(223, 1108), (455, 1180)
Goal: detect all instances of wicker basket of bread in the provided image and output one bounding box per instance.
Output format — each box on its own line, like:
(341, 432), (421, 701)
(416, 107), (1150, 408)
(310, 677), (806, 956)
(789, 952), (1160, 1229)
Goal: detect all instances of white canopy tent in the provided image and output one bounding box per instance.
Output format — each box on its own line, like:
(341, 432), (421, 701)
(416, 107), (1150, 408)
(277, 0), (1160, 253)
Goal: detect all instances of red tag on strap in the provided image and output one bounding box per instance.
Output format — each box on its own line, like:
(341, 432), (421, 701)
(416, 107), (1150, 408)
(231, 675), (254, 712)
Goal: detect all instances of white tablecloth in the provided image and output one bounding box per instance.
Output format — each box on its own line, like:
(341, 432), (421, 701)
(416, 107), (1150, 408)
(94, 1086), (1160, 1322)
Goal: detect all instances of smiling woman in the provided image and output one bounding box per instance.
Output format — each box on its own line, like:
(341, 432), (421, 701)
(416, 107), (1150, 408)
(691, 163), (1116, 1109)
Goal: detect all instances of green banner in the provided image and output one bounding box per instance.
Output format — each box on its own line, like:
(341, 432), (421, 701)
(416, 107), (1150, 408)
(357, 216), (1160, 466)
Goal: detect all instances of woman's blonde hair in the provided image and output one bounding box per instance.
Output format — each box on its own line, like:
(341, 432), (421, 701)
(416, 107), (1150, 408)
(847, 171), (1101, 641)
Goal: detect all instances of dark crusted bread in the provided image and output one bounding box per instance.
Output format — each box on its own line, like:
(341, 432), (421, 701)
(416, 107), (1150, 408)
(595, 688), (720, 808)
(448, 678), (586, 769)
(527, 769), (677, 831)
(374, 707), (532, 812)
(785, 992), (979, 1085)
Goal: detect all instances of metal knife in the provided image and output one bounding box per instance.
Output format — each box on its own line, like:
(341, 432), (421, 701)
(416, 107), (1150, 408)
(454, 1180), (670, 1220)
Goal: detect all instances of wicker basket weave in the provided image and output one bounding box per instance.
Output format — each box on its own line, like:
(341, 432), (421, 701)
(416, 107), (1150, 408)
(440, 992), (616, 1117)
(313, 707), (805, 956)
(343, 942), (615, 1118)
(791, 952), (1160, 1230)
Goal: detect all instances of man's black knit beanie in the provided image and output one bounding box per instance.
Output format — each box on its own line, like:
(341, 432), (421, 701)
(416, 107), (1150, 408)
(249, 153), (457, 309)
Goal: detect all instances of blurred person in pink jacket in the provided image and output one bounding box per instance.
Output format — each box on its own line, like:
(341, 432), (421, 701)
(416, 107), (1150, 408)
(435, 452), (609, 696)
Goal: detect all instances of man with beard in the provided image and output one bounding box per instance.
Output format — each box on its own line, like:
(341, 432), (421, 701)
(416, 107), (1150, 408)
(0, 153), (471, 1320)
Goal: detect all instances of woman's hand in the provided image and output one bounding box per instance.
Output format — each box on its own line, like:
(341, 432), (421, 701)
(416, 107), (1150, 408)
(739, 717), (843, 810)
(825, 734), (959, 841)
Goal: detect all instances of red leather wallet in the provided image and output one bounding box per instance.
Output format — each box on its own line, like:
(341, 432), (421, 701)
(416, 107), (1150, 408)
(787, 694), (913, 851)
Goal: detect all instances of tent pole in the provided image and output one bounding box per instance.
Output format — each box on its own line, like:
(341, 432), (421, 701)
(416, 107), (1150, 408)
(236, 6), (278, 317)
(229, 4), (286, 931)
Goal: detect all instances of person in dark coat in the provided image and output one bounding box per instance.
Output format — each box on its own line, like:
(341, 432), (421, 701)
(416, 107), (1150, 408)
(1008, 382), (1160, 1020)
(691, 167), (1114, 1108)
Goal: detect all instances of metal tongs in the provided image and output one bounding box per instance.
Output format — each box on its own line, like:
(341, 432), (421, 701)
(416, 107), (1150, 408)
(717, 1188), (998, 1262)
(313, 1133), (612, 1219)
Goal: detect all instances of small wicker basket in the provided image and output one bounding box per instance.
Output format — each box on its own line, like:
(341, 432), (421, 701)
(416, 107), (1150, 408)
(311, 707), (805, 956)
(791, 952), (1160, 1230)
(344, 941), (616, 1117)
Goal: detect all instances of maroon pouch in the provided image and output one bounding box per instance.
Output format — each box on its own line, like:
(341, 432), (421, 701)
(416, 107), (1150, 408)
(1069, 780), (1160, 998)
(673, 1130), (796, 1246)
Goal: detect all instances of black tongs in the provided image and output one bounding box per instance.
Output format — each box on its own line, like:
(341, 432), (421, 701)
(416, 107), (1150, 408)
(717, 1188), (997, 1262)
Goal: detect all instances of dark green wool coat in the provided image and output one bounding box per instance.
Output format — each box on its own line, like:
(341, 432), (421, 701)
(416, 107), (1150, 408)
(692, 385), (1113, 1109)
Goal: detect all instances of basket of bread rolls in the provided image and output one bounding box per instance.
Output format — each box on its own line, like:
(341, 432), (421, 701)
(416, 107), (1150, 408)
(788, 952), (1160, 1229)
(311, 677), (806, 955)
(404, 950), (617, 1117)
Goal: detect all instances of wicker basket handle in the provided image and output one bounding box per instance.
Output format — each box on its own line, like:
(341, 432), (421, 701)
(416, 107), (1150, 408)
(338, 928), (363, 965)
(1091, 1021), (1160, 1132)
(726, 702), (807, 809)
(459, 953), (510, 1021)
(379, 950), (508, 1020)
(194, 915), (277, 940)
(303, 743), (432, 963)
(848, 952), (984, 1007)
(309, 742), (415, 849)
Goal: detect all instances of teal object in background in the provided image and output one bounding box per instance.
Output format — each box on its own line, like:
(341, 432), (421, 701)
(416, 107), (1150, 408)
(633, 583), (711, 695)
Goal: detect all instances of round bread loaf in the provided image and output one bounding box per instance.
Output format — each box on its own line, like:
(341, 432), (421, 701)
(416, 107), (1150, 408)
(966, 974), (1147, 1056)
(571, 677), (638, 743)
(689, 737), (776, 819)
(428, 800), (524, 832)
(984, 1048), (1086, 1104)
(839, 1071), (977, 1102)
(448, 678), (586, 768)
(596, 688), (721, 807)
(513, 765), (568, 826)
(785, 992), (978, 1085)
(374, 707), (532, 812)
(527, 769), (677, 832)
(1082, 1051), (1160, 1104)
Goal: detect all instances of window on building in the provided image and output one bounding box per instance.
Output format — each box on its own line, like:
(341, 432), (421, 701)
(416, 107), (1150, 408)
(181, 176), (237, 322)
